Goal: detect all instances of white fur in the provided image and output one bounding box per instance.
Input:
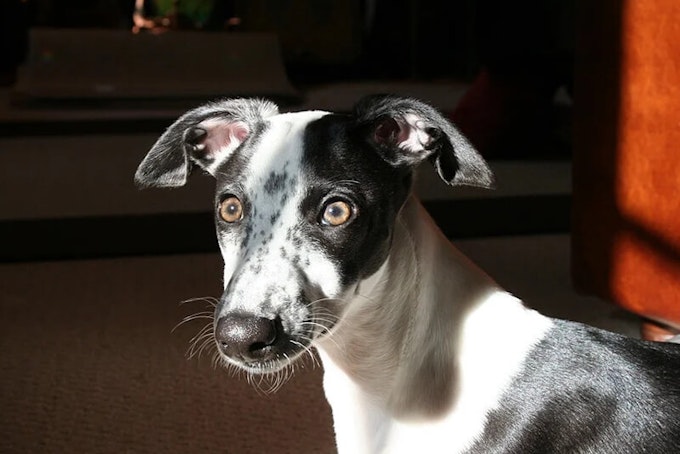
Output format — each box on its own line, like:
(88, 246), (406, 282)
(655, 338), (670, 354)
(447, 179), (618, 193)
(316, 197), (553, 453)
(382, 293), (552, 453)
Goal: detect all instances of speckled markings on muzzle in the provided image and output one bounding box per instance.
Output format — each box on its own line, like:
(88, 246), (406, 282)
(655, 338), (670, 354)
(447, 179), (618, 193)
(213, 111), (347, 372)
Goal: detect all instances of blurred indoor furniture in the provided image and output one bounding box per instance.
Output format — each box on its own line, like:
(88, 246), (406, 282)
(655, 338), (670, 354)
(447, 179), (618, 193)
(572, 0), (680, 340)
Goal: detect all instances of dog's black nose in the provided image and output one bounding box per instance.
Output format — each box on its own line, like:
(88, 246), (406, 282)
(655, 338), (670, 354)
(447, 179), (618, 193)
(215, 314), (278, 361)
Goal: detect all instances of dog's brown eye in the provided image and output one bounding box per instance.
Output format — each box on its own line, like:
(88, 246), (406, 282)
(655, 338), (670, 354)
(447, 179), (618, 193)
(219, 196), (243, 223)
(322, 200), (353, 226)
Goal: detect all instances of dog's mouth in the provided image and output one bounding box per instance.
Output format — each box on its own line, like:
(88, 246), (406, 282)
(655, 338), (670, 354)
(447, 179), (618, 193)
(219, 336), (311, 374)
(208, 292), (343, 378)
(235, 353), (301, 374)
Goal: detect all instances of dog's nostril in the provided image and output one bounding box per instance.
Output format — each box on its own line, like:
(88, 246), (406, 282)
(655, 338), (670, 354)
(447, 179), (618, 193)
(249, 319), (277, 352)
(215, 314), (279, 359)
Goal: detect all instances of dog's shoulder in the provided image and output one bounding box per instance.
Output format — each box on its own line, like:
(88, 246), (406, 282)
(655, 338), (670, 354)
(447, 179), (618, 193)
(534, 319), (680, 386)
(468, 319), (680, 453)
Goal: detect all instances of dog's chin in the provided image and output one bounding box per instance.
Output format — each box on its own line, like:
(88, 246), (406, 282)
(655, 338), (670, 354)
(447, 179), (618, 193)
(226, 354), (300, 375)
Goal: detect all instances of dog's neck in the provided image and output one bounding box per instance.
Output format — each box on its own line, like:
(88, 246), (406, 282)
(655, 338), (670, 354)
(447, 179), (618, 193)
(317, 195), (498, 410)
(315, 196), (551, 452)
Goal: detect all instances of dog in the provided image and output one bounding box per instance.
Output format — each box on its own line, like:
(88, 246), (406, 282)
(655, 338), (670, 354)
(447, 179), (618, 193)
(135, 95), (680, 453)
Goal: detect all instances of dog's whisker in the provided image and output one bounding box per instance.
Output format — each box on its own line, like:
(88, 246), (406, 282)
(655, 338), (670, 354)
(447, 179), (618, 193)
(188, 333), (213, 356)
(306, 296), (344, 308)
(291, 338), (323, 368)
(190, 340), (210, 360)
(178, 296), (219, 307)
(183, 310), (214, 319)
(290, 339), (319, 368)
(299, 320), (342, 351)
(187, 333), (213, 359)
(308, 306), (341, 319)
(253, 374), (267, 396)
(172, 313), (211, 333)
(173, 311), (214, 330)
(173, 296), (220, 362)
(303, 315), (340, 327)
(189, 331), (216, 359)
(187, 321), (212, 343)
(299, 320), (335, 335)
(268, 360), (288, 393)
(210, 351), (220, 370)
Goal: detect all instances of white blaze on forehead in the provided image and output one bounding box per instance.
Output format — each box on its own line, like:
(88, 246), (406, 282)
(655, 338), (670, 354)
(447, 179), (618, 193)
(247, 110), (330, 180)
(218, 109), (343, 315)
(242, 110), (329, 242)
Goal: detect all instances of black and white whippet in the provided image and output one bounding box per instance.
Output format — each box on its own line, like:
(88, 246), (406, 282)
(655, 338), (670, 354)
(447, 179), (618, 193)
(135, 96), (680, 453)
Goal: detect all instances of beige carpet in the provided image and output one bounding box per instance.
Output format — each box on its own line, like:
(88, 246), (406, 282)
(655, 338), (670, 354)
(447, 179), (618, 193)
(0, 254), (335, 454)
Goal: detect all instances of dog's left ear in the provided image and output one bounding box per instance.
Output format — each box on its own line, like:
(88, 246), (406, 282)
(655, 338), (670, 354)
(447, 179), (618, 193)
(354, 95), (494, 188)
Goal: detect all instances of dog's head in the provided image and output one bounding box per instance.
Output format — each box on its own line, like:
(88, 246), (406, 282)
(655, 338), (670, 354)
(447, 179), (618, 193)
(135, 95), (492, 374)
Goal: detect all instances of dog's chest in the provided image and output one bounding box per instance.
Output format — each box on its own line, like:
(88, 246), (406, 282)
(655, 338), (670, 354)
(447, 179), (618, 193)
(319, 291), (554, 454)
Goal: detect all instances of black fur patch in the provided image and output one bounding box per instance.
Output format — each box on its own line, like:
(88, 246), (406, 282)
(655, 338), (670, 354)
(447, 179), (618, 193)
(299, 114), (412, 286)
(468, 321), (680, 453)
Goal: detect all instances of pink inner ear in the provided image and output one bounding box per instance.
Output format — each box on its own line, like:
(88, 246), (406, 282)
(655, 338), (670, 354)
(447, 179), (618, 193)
(374, 115), (433, 153)
(374, 117), (409, 146)
(197, 119), (250, 161)
(231, 123), (249, 142)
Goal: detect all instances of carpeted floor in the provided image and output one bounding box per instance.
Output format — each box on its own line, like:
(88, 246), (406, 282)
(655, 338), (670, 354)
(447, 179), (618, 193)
(0, 254), (335, 454)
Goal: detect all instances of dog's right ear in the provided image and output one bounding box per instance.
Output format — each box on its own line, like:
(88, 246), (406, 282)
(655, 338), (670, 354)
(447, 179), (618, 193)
(134, 98), (279, 188)
(353, 95), (494, 189)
